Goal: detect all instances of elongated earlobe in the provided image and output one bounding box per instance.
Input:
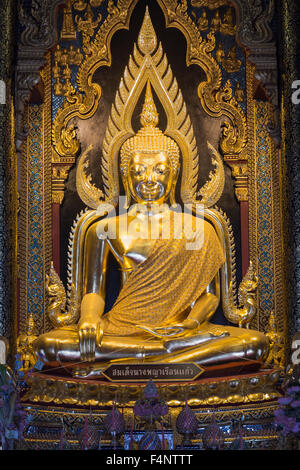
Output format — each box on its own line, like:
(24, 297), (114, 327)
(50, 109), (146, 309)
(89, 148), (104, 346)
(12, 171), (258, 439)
(169, 166), (179, 207)
(169, 183), (177, 207)
(122, 179), (131, 209)
(124, 193), (131, 210)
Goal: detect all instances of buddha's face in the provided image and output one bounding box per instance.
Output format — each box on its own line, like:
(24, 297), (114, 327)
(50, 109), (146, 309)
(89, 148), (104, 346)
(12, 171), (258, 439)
(128, 152), (174, 205)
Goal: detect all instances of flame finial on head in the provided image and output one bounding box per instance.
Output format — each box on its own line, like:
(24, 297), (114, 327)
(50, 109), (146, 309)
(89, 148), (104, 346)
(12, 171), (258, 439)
(140, 80), (159, 128)
(120, 81), (180, 177)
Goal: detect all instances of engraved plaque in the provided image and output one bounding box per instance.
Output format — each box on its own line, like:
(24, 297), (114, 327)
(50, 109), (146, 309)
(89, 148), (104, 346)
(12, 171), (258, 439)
(102, 363), (204, 382)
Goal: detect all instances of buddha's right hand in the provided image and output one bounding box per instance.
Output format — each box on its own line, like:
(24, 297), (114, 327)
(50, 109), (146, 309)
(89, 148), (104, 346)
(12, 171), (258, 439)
(78, 293), (105, 362)
(78, 315), (104, 362)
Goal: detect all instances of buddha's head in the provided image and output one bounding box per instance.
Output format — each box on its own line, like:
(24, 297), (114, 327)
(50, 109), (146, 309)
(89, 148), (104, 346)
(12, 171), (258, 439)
(120, 81), (180, 208)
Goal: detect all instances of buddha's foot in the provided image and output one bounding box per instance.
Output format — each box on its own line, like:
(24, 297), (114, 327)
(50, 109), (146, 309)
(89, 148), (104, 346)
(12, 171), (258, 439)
(164, 330), (229, 353)
(68, 364), (107, 379)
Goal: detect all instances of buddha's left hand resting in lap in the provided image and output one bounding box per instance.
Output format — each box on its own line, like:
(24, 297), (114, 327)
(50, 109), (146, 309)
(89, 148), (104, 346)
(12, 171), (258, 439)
(34, 83), (269, 375)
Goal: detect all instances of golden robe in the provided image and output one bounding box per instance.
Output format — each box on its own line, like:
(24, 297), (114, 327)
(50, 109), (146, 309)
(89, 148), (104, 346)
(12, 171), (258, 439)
(102, 220), (225, 336)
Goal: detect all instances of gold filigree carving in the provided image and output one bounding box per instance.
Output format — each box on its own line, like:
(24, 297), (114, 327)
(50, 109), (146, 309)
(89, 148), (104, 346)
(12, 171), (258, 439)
(54, 45), (83, 68)
(265, 311), (285, 368)
(234, 187), (248, 203)
(107, 0), (119, 16)
(52, 165), (72, 204)
(217, 82), (246, 154)
(225, 159), (248, 202)
(61, 0), (77, 40)
(53, 61), (77, 99)
(199, 7), (236, 36)
(91, 0), (105, 6)
(197, 142), (225, 206)
(211, 10), (221, 32)
(73, 0), (87, 11)
(52, 166), (70, 179)
(52, 0), (138, 159)
(54, 45), (67, 65)
(158, 0), (246, 155)
(75, 4), (102, 45)
(216, 42), (225, 63)
(61, 122), (78, 148)
(202, 206), (253, 325)
(22, 369), (281, 407)
(191, 0), (228, 8)
(138, 7), (158, 55)
(76, 145), (105, 207)
(19, 65), (53, 335)
(76, 8), (225, 209)
(53, 0), (246, 162)
(52, 192), (65, 205)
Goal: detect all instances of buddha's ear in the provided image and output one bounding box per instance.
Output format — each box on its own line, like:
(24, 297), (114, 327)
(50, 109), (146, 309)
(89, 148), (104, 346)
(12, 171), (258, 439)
(169, 165), (179, 207)
(173, 163), (180, 183)
(169, 185), (176, 207)
(124, 193), (131, 210)
(122, 177), (131, 209)
(120, 165), (131, 209)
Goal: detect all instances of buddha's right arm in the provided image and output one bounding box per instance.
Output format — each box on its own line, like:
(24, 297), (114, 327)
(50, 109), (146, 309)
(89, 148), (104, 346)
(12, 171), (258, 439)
(80, 223), (110, 319)
(78, 224), (110, 361)
(80, 293), (105, 320)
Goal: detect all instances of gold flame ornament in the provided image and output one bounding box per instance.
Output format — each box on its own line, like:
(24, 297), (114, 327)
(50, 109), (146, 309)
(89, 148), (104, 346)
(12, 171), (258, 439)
(76, 7), (225, 210)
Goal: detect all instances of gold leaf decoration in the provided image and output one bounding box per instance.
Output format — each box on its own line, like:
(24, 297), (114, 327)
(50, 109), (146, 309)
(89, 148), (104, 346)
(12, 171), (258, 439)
(76, 145), (105, 209)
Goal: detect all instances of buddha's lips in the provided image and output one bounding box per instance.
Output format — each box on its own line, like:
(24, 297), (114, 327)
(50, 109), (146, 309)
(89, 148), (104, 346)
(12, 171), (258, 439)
(138, 182), (164, 200)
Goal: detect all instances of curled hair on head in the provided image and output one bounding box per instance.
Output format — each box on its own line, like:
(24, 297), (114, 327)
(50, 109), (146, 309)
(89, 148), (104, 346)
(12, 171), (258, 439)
(120, 129), (180, 178)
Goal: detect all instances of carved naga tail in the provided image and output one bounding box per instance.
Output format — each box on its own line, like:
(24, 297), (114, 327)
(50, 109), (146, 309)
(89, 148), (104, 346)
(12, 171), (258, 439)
(46, 262), (80, 328)
(223, 261), (258, 329)
(205, 207), (259, 329)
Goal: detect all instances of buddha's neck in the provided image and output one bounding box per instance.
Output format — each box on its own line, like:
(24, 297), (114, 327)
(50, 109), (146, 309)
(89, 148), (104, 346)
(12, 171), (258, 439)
(127, 203), (170, 219)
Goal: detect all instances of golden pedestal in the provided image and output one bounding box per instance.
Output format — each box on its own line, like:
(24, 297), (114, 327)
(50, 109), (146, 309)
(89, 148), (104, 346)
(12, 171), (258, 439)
(20, 366), (282, 450)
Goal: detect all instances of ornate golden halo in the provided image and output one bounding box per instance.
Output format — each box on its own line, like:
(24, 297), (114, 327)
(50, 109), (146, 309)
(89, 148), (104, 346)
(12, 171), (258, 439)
(76, 7), (225, 209)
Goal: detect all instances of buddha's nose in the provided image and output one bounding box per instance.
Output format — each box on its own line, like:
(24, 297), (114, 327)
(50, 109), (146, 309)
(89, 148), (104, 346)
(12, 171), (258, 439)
(145, 170), (156, 185)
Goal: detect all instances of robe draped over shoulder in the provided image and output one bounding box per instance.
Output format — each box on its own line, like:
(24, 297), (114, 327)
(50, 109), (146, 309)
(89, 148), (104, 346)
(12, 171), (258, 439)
(101, 216), (225, 336)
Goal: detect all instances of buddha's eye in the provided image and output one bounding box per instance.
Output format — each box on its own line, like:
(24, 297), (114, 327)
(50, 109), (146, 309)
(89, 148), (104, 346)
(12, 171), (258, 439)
(131, 165), (145, 176)
(155, 165), (168, 175)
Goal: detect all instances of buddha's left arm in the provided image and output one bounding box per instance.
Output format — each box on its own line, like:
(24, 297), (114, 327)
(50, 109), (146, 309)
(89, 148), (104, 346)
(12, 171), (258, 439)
(184, 274), (220, 328)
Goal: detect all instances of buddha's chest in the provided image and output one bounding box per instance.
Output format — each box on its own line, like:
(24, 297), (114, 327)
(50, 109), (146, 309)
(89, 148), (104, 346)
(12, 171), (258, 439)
(107, 220), (157, 268)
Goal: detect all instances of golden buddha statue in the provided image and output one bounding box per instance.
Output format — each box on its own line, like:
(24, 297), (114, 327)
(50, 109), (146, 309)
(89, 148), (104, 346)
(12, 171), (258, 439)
(220, 8), (236, 36)
(216, 43), (225, 64)
(197, 10), (209, 31)
(235, 82), (245, 103)
(17, 314), (37, 370)
(222, 46), (242, 73)
(33, 9), (269, 378)
(33, 81), (268, 377)
(210, 10), (221, 33)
